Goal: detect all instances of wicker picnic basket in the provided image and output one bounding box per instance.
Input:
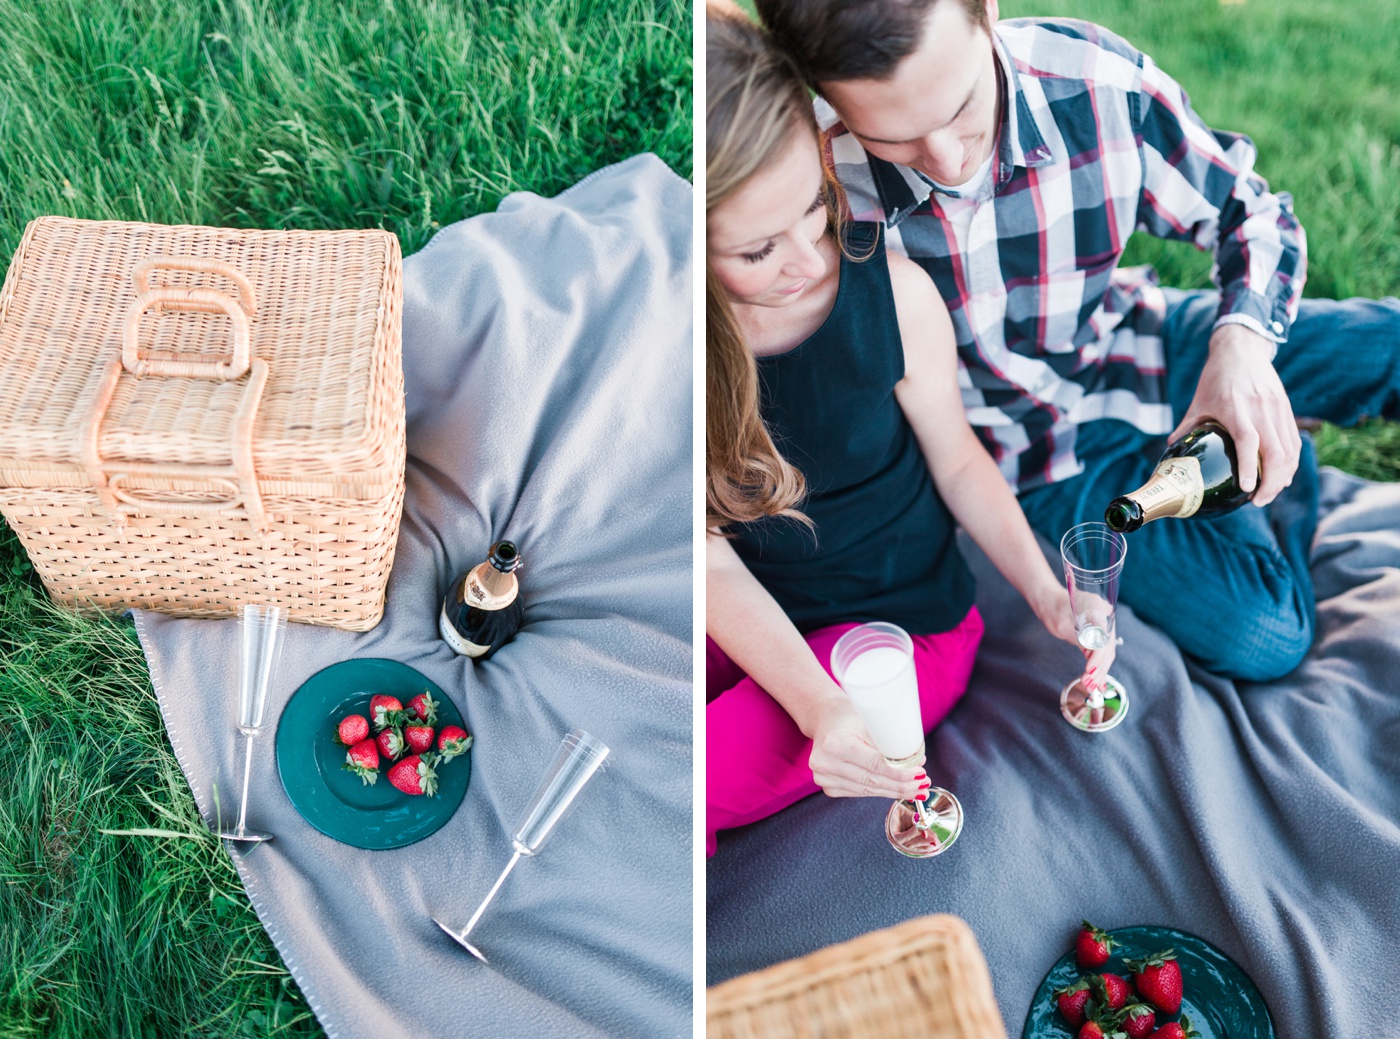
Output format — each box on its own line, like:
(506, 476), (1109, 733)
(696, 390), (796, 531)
(706, 914), (1009, 1039)
(0, 216), (406, 630)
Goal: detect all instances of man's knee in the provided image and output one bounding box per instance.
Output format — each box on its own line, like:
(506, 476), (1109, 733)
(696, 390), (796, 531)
(1193, 598), (1313, 683)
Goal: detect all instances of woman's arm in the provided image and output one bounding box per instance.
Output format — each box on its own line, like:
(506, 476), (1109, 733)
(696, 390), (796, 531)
(707, 532), (929, 800)
(885, 254), (1113, 680)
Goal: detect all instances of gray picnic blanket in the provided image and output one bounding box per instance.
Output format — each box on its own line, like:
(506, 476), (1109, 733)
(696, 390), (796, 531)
(707, 467), (1400, 1039)
(136, 154), (693, 1039)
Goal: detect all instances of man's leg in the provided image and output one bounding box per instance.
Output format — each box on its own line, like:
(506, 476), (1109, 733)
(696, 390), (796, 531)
(1020, 288), (1398, 681)
(1019, 418), (1316, 683)
(1146, 287), (1400, 667)
(1161, 290), (1400, 427)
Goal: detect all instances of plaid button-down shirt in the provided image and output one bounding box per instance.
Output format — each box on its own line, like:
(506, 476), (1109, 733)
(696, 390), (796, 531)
(821, 18), (1306, 492)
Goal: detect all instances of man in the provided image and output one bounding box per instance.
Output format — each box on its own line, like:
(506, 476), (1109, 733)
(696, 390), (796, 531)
(755, 0), (1400, 681)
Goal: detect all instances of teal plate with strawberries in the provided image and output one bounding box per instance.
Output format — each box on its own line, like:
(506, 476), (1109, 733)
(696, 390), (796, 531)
(275, 658), (471, 850)
(1022, 926), (1275, 1039)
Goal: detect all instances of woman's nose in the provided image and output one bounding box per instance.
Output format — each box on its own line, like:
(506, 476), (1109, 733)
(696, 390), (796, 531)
(785, 234), (825, 279)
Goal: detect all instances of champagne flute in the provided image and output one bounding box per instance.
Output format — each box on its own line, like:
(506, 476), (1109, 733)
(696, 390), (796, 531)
(435, 729), (610, 962)
(830, 622), (963, 858)
(1059, 522), (1129, 733)
(218, 603), (287, 843)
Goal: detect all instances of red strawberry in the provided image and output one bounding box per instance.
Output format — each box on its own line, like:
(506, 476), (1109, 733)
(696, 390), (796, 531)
(1054, 978), (1092, 1028)
(1147, 1014), (1199, 1039)
(336, 714), (369, 746)
(376, 727), (407, 761)
(436, 724), (473, 761)
(1078, 1000), (1126, 1039)
(342, 738), (380, 784)
(1076, 920), (1117, 968)
(1093, 973), (1131, 1011)
(1126, 950), (1183, 1014)
(407, 689), (439, 724)
(404, 723), (436, 755)
(369, 694), (404, 731)
(1118, 1003), (1156, 1039)
(387, 754), (439, 797)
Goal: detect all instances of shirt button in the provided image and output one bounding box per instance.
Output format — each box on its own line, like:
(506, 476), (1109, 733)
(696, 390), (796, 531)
(1271, 321), (1284, 333)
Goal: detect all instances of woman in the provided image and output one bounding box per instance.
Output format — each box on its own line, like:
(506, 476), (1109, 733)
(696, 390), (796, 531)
(705, 2), (1108, 857)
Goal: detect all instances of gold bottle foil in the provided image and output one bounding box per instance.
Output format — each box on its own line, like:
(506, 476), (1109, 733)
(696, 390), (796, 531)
(462, 561), (519, 610)
(1126, 455), (1205, 521)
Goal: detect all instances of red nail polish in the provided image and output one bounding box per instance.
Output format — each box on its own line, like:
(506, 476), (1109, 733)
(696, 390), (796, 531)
(918, 779), (931, 788)
(916, 793), (928, 801)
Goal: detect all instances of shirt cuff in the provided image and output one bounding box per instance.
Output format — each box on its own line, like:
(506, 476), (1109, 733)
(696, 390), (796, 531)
(1212, 313), (1283, 360)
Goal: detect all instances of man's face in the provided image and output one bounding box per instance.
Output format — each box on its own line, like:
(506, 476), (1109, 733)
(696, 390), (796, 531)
(819, 0), (1000, 186)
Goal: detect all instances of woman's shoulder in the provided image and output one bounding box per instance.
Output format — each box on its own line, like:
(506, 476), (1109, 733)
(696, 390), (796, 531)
(883, 248), (942, 312)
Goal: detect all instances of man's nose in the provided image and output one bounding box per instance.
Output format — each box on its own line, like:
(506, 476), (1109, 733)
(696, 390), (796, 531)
(914, 134), (966, 184)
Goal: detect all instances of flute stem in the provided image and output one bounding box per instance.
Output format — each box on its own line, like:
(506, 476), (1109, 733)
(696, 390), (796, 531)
(235, 733), (255, 836)
(911, 798), (933, 830)
(458, 851), (523, 941)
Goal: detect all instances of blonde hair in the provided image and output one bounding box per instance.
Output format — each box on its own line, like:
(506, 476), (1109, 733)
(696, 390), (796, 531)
(705, 2), (823, 531)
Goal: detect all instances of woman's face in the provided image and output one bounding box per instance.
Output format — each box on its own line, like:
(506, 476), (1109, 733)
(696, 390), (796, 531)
(707, 126), (830, 309)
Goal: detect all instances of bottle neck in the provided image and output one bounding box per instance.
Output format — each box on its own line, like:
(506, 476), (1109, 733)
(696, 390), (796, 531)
(1104, 499), (1143, 534)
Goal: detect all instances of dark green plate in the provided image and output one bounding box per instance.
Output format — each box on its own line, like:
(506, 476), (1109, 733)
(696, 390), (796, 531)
(1022, 925), (1276, 1039)
(275, 658), (471, 850)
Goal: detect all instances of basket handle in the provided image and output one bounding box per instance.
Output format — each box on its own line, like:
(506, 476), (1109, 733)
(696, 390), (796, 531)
(122, 286), (252, 380)
(133, 257), (258, 316)
(78, 357), (271, 531)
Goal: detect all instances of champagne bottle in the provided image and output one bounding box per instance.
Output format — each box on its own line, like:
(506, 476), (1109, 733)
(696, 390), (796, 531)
(1104, 421), (1255, 533)
(439, 540), (524, 660)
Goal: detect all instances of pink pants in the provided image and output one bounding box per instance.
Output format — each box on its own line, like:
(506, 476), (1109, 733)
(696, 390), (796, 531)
(706, 607), (984, 857)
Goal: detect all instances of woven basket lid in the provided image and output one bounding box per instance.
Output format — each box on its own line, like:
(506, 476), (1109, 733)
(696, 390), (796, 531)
(0, 217), (403, 496)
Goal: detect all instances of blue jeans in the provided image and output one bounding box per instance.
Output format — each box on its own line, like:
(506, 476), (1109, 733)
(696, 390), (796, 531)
(1019, 290), (1400, 682)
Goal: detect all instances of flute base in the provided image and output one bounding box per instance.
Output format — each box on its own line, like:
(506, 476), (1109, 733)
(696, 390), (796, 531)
(885, 788), (963, 858)
(1060, 673), (1129, 733)
(217, 828), (273, 844)
(434, 918), (488, 962)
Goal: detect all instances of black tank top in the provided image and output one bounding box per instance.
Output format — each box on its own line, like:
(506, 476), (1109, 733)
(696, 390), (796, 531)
(731, 225), (975, 635)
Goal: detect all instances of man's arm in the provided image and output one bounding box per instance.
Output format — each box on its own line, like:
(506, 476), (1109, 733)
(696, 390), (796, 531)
(1134, 51), (1304, 504)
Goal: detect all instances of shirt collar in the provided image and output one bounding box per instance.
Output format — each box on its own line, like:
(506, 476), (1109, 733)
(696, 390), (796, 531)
(994, 29), (1053, 183)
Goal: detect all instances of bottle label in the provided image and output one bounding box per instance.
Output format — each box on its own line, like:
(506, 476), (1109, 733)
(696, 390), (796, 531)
(464, 565), (518, 610)
(439, 603), (490, 658)
(1147, 455), (1204, 518)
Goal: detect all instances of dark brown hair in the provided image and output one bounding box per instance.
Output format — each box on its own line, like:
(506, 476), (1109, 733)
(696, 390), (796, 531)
(754, 0), (989, 83)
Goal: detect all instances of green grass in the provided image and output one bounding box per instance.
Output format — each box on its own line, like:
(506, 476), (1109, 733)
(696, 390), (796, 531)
(0, 0), (691, 258)
(999, 0), (1400, 479)
(0, 1), (690, 1035)
(0, 589), (311, 1037)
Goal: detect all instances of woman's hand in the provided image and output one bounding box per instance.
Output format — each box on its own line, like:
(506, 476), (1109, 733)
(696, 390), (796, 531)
(1028, 580), (1117, 692)
(806, 698), (930, 801)
(1029, 579), (1078, 646)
